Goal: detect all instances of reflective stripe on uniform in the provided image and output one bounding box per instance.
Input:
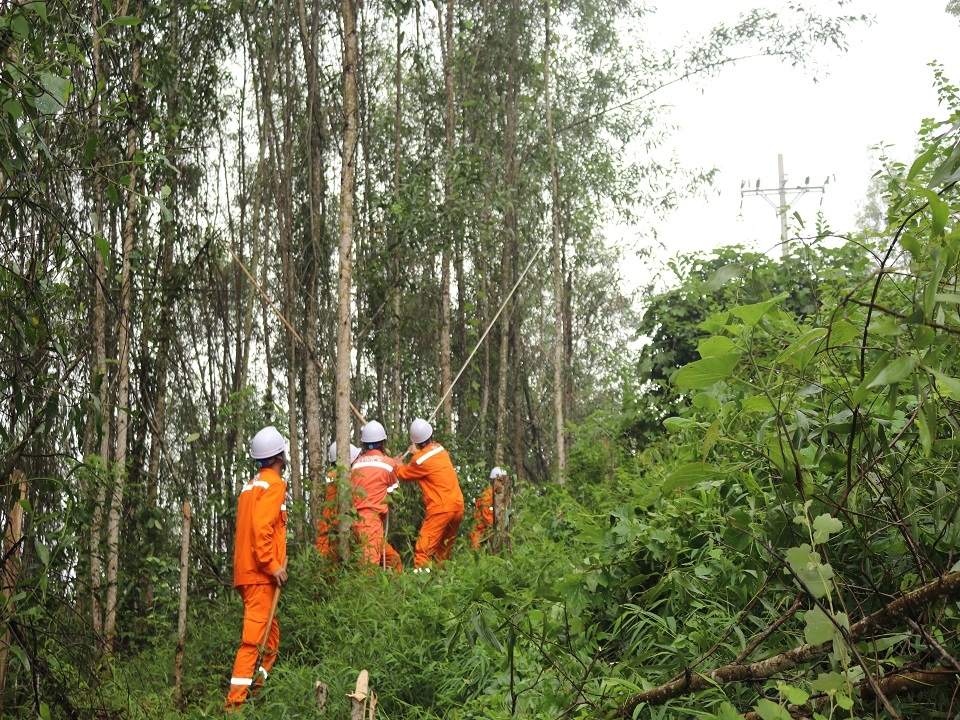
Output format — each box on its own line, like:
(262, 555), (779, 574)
(354, 460), (395, 473)
(415, 445), (445, 465)
(280, 504), (287, 511)
(240, 479), (271, 493)
(231, 677), (253, 686)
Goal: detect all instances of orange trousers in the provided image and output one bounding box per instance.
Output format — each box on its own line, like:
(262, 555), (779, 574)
(414, 507), (464, 568)
(353, 509), (403, 571)
(225, 584), (279, 709)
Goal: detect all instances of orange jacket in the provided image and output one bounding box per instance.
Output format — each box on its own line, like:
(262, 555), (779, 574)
(233, 466), (287, 587)
(397, 442), (463, 513)
(351, 449), (399, 514)
(473, 485), (494, 529)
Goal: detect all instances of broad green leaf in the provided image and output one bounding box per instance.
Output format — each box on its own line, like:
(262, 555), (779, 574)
(712, 702), (742, 720)
(776, 681), (809, 706)
(662, 417), (701, 432)
(835, 692), (854, 710)
(730, 292), (788, 327)
(826, 319), (861, 348)
(812, 514), (842, 544)
(803, 606), (835, 645)
(754, 698), (791, 720)
(40, 703), (51, 720)
(40, 72), (72, 106)
(785, 544), (833, 598)
(673, 354), (741, 389)
(692, 393), (720, 414)
(112, 14), (142, 25)
(698, 335), (738, 358)
(3, 98), (23, 122)
(702, 264), (745, 291)
(661, 463), (720, 495)
(472, 614), (503, 652)
(810, 671), (846, 693)
(741, 395), (775, 414)
(185, 432), (200, 443)
(867, 356), (917, 389)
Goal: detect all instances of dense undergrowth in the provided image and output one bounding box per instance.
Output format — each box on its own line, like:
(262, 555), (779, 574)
(12, 71), (960, 720)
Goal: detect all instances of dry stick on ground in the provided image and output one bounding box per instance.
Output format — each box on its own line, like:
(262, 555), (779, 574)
(613, 570), (960, 716)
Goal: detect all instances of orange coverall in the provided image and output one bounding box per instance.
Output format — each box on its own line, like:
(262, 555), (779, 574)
(397, 442), (464, 568)
(225, 466), (287, 710)
(351, 449), (403, 571)
(315, 470), (339, 560)
(469, 485), (494, 549)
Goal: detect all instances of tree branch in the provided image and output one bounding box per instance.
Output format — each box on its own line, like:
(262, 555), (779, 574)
(614, 570), (960, 715)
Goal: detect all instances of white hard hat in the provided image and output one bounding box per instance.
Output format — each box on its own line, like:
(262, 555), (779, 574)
(328, 442), (361, 464)
(361, 420), (387, 443)
(409, 418), (432, 444)
(251, 426), (287, 460)
(489, 466), (507, 480)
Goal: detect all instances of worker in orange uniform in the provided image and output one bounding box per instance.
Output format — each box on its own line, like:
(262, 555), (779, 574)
(470, 466), (506, 549)
(351, 420), (403, 571)
(316, 441), (360, 560)
(225, 425), (289, 711)
(396, 418), (464, 570)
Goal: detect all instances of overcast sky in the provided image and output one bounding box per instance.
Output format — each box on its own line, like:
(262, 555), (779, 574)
(617, 0), (960, 288)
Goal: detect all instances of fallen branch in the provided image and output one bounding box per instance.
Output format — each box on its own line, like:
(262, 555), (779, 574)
(614, 570), (960, 716)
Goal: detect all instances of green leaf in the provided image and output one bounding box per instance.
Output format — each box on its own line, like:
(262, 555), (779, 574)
(34, 539), (50, 566)
(702, 264), (744, 292)
(472, 614), (503, 652)
(930, 368), (960, 401)
(730, 292), (788, 327)
(698, 336), (738, 358)
(40, 72), (72, 106)
(661, 463), (720, 495)
(112, 15), (142, 25)
(866, 355), (917, 389)
(662, 417), (701, 432)
(185, 432), (200, 443)
(94, 236), (110, 267)
(754, 698), (791, 720)
(673, 354), (741, 389)
(712, 702), (742, 720)
(812, 514), (842, 544)
(835, 692), (854, 710)
(39, 702), (51, 720)
(3, 98), (23, 122)
(810, 671), (846, 693)
(777, 681), (809, 706)
(908, 140), (940, 181)
(803, 606), (835, 645)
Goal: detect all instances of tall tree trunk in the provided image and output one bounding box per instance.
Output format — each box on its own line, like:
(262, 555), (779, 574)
(544, 0), (565, 483)
(297, 0), (327, 529)
(439, 0), (455, 432)
(391, 9), (403, 438)
(105, 0), (144, 652)
(495, 0), (520, 466)
(88, 0), (110, 638)
(336, 0), (359, 560)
